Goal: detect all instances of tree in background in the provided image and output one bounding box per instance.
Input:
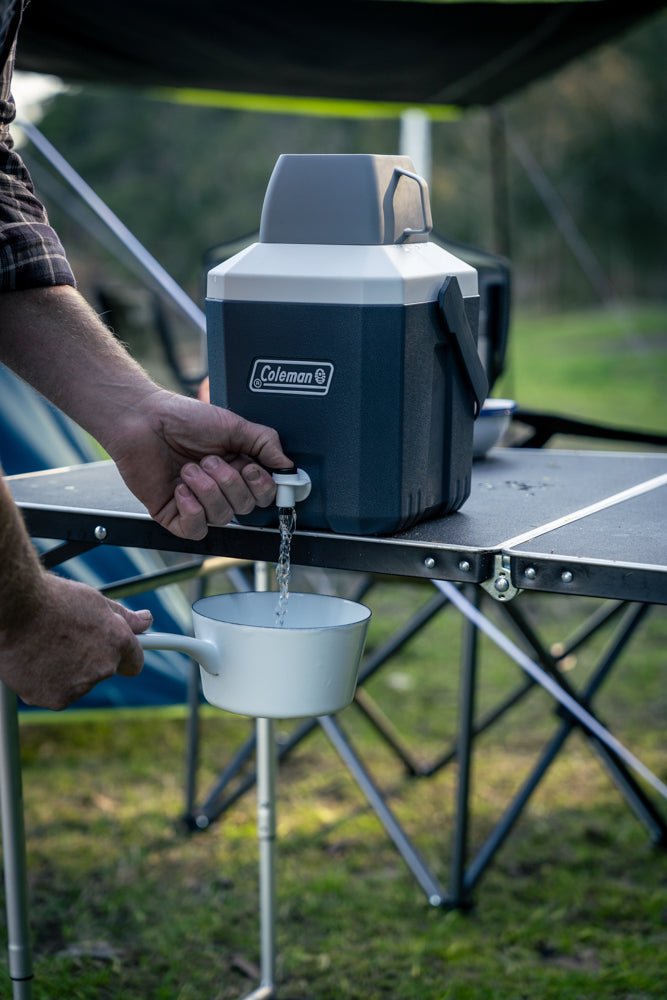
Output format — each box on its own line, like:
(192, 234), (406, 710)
(501, 10), (667, 306)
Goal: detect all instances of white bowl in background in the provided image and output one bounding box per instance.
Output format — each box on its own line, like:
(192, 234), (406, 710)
(473, 398), (517, 458)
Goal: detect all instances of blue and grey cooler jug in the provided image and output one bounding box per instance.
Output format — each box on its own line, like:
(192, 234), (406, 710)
(206, 153), (488, 535)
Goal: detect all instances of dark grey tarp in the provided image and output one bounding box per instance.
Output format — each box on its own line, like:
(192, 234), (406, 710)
(16, 0), (665, 108)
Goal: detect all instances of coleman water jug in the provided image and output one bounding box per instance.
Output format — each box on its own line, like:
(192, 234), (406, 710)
(206, 153), (488, 535)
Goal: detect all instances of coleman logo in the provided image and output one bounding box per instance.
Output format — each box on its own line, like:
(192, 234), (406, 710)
(249, 359), (334, 396)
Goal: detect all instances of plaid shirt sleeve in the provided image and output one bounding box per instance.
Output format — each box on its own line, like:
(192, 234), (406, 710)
(0, 4), (76, 292)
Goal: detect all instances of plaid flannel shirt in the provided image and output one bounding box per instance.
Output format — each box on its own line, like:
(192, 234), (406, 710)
(0, 1), (75, 291)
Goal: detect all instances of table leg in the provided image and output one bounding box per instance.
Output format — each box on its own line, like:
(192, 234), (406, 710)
(240, 563), (278, 1000)
(449, 585), (480, 909)
(253, 716), (278, 999)
(0, 683), (34, 999)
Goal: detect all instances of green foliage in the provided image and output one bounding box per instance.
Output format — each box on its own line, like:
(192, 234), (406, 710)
(500, 10), (667, 305)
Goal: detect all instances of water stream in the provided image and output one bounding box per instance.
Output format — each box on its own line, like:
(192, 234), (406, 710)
(275, 506), (296, 626)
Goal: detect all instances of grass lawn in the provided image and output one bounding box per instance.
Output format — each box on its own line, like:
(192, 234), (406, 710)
(1, 304), (665, 998)
(495, 303), (667, 437)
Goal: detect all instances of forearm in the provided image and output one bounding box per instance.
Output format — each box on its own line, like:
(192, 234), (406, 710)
(0, 284), (160, 453)
(0, 284), (288, 540)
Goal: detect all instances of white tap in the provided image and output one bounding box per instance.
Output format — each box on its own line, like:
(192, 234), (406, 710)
(271, 467), (312, 509)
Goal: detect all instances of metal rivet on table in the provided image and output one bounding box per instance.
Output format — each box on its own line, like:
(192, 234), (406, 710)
(524, 566), (537, 580)
(424, 557), (436, 569)
(94, 525), (107, 541)
(494, 576), (510, 593)
(458, 560), (471, 573)
(561, 570), (574, 584)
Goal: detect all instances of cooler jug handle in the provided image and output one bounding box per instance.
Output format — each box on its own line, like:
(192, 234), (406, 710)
(437, 276), (489, 417)
(393, 167), (433, 243)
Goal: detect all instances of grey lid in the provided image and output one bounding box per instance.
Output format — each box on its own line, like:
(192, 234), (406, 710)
(259, 153), (433, 246)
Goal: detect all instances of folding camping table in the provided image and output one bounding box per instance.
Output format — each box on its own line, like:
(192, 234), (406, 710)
(3, 447), (667, 998)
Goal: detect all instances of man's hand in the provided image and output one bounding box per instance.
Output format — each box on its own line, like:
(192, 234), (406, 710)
(1, 466), (150, 711)
(105, 388), (291, 540)
(0, 575), (151, 711)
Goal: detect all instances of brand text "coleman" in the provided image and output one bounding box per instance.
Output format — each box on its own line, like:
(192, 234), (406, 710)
(249, 359), (334, 396)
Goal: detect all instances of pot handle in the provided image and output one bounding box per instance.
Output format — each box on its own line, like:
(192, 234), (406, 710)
(394, 167), (433, 243)
(138, 633), (220, 676)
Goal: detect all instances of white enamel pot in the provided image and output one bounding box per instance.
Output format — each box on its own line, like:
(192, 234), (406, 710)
(139, 592), (371, 719)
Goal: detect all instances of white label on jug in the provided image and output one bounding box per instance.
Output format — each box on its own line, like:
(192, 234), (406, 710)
(248, 359), (334, 396)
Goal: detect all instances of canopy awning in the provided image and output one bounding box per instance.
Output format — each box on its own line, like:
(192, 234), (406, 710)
(16, 1), (665, 111)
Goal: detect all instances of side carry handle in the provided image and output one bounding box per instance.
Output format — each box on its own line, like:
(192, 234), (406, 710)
(438, 276), (489, 418)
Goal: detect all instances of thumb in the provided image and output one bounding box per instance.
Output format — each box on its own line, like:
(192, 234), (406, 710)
(108, 601), (154, 634)
(225, 413), (291, 470)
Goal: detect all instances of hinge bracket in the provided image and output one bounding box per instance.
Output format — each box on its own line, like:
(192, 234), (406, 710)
(481, 554), (522, 602)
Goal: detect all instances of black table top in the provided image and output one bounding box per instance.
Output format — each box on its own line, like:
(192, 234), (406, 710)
(8, 448), (667, 604)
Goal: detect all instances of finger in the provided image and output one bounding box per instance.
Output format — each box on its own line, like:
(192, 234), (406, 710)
(183, 458), (254, 523)
(107, 601), (153, 634)
(148, 487), (208, 541)
(172, 482), (210, 540)
(200, 455), (258, 516)
(241, 462), (278, 508)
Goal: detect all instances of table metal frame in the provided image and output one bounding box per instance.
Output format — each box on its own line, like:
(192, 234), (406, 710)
(3, 448), (666, 998)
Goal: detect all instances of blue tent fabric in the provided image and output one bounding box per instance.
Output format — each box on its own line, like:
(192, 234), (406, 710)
(0, 363), (194, 710)
(0, 363), (96, 476)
